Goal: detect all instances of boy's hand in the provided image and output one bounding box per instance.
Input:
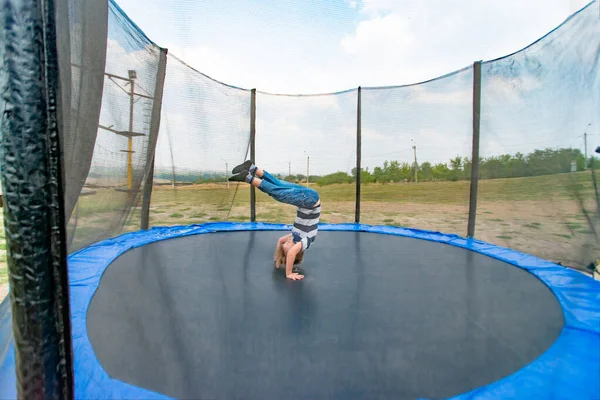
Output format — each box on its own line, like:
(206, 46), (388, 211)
(286, 272), (304, 280)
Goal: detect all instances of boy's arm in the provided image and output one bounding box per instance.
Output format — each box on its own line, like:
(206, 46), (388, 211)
(285, 242), (304, 279)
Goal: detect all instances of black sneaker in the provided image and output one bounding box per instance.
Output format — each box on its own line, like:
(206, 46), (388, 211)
(228, 170), (250, 182)
(232, 160), (254, 174)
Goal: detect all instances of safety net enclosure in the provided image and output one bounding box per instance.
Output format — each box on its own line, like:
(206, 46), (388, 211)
(0, 0), (599, 399)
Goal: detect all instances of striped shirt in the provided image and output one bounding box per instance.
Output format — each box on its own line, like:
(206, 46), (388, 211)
(292, 204), (321, 251)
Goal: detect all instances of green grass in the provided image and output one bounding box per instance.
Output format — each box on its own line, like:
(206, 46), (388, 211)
(67, 171), (600, 218)
(565, 222), (584, 230)
(257, 211), (286, 221)
(524, 223), (542, 229)
(554, 233), (573, 239)
(190, 212), (207, 218)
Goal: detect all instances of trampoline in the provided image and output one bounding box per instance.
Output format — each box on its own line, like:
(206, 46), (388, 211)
(2, 222), (596, 399)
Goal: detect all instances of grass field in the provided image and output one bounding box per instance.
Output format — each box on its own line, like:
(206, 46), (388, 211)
(0, 170), (598, 302)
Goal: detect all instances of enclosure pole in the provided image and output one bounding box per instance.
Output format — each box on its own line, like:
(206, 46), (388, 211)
(141, 157), (155, 230)
(0, 0), (74, 397)
(141, 47), (168, 231)
(250, 89), (257, 222)
(467, 61), (482, 238)
(355, 86), (362, 223)
(128, 76), (135, 190)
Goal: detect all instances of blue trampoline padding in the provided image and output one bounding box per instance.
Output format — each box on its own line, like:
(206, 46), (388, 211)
(0, 297), (16, 400)
(1, 222), (598, 399)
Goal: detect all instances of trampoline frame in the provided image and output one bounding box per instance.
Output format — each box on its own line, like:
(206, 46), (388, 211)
(2, 222), (598, 399)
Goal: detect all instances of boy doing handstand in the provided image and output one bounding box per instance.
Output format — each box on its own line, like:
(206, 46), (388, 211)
(229, 160), (321, 280)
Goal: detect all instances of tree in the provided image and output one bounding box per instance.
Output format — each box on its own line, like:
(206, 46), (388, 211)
(316, 172), (352, 186)
(373, 166), (384, 183)
(419, 162), (433, 181)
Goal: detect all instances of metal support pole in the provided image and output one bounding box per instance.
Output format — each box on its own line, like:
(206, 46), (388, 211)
(141, 47), (167, 231)
(355, 86), (362, 223)
(141, 157), (155, 230)
(0, 0), (74, 397)
(128, 75), (135, 190)
(467, 61), (482, 238)
(250, 89), (257, 222)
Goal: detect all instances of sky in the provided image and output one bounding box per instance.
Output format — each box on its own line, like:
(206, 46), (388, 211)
(92, 0), (599, 177)
(114, 0), (591, 93)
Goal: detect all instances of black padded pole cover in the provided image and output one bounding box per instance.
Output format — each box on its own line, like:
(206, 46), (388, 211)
(0, 0), (74, 398)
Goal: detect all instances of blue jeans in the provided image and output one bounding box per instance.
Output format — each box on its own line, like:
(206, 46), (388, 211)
(258, 171), (320, 208)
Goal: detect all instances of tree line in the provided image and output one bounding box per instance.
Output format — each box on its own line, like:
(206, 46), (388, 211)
(159, 147), (587, 185)
(313, 147), (587, 185)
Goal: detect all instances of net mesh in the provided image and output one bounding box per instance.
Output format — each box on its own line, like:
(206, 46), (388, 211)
(254, 90), (358, 224)
(56, 0), (107, 230)
(66, 1), (163, 252)
(150, 56), (251, 226)
(360, 67), (474, 234)
(9, 0), (593, 275)
(476, 2), (600, 269)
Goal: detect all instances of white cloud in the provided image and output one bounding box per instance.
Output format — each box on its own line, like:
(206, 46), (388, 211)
(348, 0), (358, 9)
(340, 13), (413, 55)
(339, 0), (593, 87)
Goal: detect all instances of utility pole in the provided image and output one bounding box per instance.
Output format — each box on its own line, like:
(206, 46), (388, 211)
(226, 162), (229, 189)
(585, 132), (588, 169)
(304, 151), (310, 186)
(288, 160), (291, 177)
(584, 123), (592, 170)
(307, 156), (310, 186)
(411, 139), (418, 183)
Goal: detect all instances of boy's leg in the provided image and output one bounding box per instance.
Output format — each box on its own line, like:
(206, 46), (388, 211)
(249, 176), (298, 205)
(259, 169), (299, 189)
(230, 161), (319, 208)
(231, 172), (316, 208)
